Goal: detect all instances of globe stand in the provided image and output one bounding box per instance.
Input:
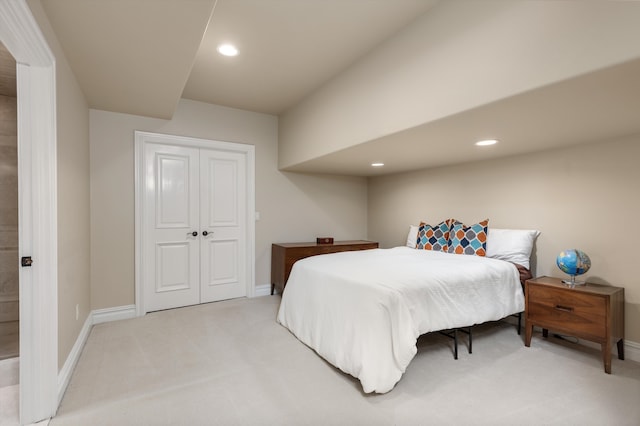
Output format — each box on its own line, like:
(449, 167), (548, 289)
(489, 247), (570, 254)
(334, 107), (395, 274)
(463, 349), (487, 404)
(562, 275), (585, 287)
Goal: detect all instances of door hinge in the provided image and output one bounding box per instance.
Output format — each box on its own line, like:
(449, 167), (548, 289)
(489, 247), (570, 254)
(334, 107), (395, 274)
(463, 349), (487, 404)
(21, 256), (33, 267)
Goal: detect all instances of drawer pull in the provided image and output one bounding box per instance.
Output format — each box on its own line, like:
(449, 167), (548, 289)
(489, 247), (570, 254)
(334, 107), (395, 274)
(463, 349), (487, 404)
(555, 304), (574, 313)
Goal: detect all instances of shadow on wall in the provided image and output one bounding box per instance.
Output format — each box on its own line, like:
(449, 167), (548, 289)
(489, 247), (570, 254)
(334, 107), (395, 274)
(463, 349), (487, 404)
(274, 172), (368, 242)
(529, 241), (539, 277)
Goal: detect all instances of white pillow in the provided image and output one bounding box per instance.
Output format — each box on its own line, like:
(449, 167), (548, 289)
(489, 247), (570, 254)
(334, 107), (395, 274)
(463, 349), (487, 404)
(486, 228), (540, 269)
(406, 225), (419, 248)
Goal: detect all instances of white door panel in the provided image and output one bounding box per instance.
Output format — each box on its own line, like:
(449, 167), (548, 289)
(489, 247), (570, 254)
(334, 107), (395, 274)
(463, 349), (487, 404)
(155, 241), (192, 292)
(155, 154), (193, 228)
(201, 238), (245, 301)
(207, 159), (238, 226)
(208, 240), (238, 285)
(144, 143), (200, 312)
(200, 150), (247, 303)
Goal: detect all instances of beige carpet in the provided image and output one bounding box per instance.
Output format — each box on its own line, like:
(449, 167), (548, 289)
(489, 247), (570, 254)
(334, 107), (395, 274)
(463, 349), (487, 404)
(0, 357), (19, 425)
(51, 296), (640, 425)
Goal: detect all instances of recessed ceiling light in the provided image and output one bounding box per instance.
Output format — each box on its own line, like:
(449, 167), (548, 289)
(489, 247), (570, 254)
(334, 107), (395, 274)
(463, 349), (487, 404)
(475, 139), (498, 146)
(371, 162), (384, 167)
(217, 44), (238, 57)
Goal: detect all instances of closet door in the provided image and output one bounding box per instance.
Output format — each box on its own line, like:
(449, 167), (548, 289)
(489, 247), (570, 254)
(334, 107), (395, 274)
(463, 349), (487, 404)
(143, 143), (200, 312)
(199, 149), (247, 302)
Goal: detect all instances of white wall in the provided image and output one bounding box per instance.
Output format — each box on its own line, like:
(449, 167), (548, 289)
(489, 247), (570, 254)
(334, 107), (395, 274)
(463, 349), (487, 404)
(90, 99), (368, 309)
(368, 134), (640, 343)
(280, 0), (640, 170)
(55, 49), (91, 370)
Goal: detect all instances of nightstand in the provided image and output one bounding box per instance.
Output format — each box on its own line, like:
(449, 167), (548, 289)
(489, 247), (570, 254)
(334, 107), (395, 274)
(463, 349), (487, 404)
(524, 276), (624, 374)
(270, 240), (378, 295)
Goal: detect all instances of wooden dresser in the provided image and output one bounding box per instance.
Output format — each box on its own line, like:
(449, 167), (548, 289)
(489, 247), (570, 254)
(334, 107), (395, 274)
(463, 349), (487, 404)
(524, 276), (624, 373)
(270, 240), (379, 295)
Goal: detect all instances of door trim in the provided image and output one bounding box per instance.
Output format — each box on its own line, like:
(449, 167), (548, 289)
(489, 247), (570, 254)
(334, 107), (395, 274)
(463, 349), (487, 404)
(134, 131), (255, 316)
(0, 0), (58, 423)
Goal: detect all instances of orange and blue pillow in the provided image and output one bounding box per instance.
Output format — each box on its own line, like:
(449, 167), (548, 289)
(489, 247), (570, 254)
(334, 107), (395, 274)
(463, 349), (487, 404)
(416, 219), (453, 252)
(448, 219), (489, 256)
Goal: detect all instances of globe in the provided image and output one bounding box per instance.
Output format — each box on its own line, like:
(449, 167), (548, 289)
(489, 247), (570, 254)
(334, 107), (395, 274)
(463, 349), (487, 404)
(556, 249), (591, 286)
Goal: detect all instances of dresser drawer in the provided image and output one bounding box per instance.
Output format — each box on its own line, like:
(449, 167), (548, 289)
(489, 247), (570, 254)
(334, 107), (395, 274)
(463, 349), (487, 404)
(527, 284), (606, 338)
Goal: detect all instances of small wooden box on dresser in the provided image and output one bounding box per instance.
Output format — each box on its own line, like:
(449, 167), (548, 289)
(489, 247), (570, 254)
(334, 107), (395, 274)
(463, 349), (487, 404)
(524, 276), (625, 374)
(271, 240), (379, 295)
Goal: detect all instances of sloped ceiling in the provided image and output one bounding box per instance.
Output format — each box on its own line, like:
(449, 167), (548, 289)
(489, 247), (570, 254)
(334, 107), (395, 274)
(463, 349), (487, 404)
(182, 0), (438, 115)
(40, 0), (215, 119)
(40, 0), (437, 118)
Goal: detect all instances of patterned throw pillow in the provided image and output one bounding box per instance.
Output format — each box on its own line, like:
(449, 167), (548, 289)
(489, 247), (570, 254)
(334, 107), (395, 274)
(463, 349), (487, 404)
(416, 219), (453, 252)
(448, 219), (489, 256)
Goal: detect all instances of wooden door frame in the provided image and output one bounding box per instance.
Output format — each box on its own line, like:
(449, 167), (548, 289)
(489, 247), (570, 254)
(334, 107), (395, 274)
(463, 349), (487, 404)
(0, 1), (58, 423)
(134, 131), (256, 316)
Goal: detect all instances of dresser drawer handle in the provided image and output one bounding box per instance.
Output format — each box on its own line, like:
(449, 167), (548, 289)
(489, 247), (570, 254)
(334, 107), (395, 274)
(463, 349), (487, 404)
(555, 304), (574, 313)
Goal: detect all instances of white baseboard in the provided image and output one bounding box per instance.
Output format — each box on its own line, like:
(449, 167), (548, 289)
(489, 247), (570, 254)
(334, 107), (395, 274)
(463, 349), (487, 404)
(624, 339), (640, 363)
(57, 304), (136, 405)
(92, 304), (136, 324)
(569, 334), (640, 363)
(57, 313), (92, 405)
(253, 284), (272, 297)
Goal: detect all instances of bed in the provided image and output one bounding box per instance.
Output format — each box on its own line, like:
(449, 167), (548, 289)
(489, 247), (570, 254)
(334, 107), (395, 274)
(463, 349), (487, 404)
(276, 234), (533, 393)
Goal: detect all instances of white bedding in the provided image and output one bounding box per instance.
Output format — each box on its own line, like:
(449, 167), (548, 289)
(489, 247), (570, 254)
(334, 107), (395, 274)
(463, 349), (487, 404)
(276, 246), (524, 393)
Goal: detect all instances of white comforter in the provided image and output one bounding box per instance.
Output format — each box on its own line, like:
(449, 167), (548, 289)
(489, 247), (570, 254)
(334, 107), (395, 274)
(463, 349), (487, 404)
(276, 247), (524, 393)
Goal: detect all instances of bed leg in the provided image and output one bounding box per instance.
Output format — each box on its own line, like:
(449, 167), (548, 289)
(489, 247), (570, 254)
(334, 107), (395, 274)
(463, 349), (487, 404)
(453, 329), (458, 360)
(439, 328), (468, 359)
(517, 312), (522, 335)
(457, 327), (472, 354)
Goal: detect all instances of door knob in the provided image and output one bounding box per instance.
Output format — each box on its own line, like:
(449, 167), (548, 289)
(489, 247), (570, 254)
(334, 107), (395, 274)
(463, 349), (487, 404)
(187, 231), (198, 237)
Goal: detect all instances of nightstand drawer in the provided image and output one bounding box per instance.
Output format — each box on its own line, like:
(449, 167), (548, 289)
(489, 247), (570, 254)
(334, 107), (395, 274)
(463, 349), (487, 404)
(527, 301), (606, 337)
(528, 285), (606, 318)
(527, 284), (606, 337)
